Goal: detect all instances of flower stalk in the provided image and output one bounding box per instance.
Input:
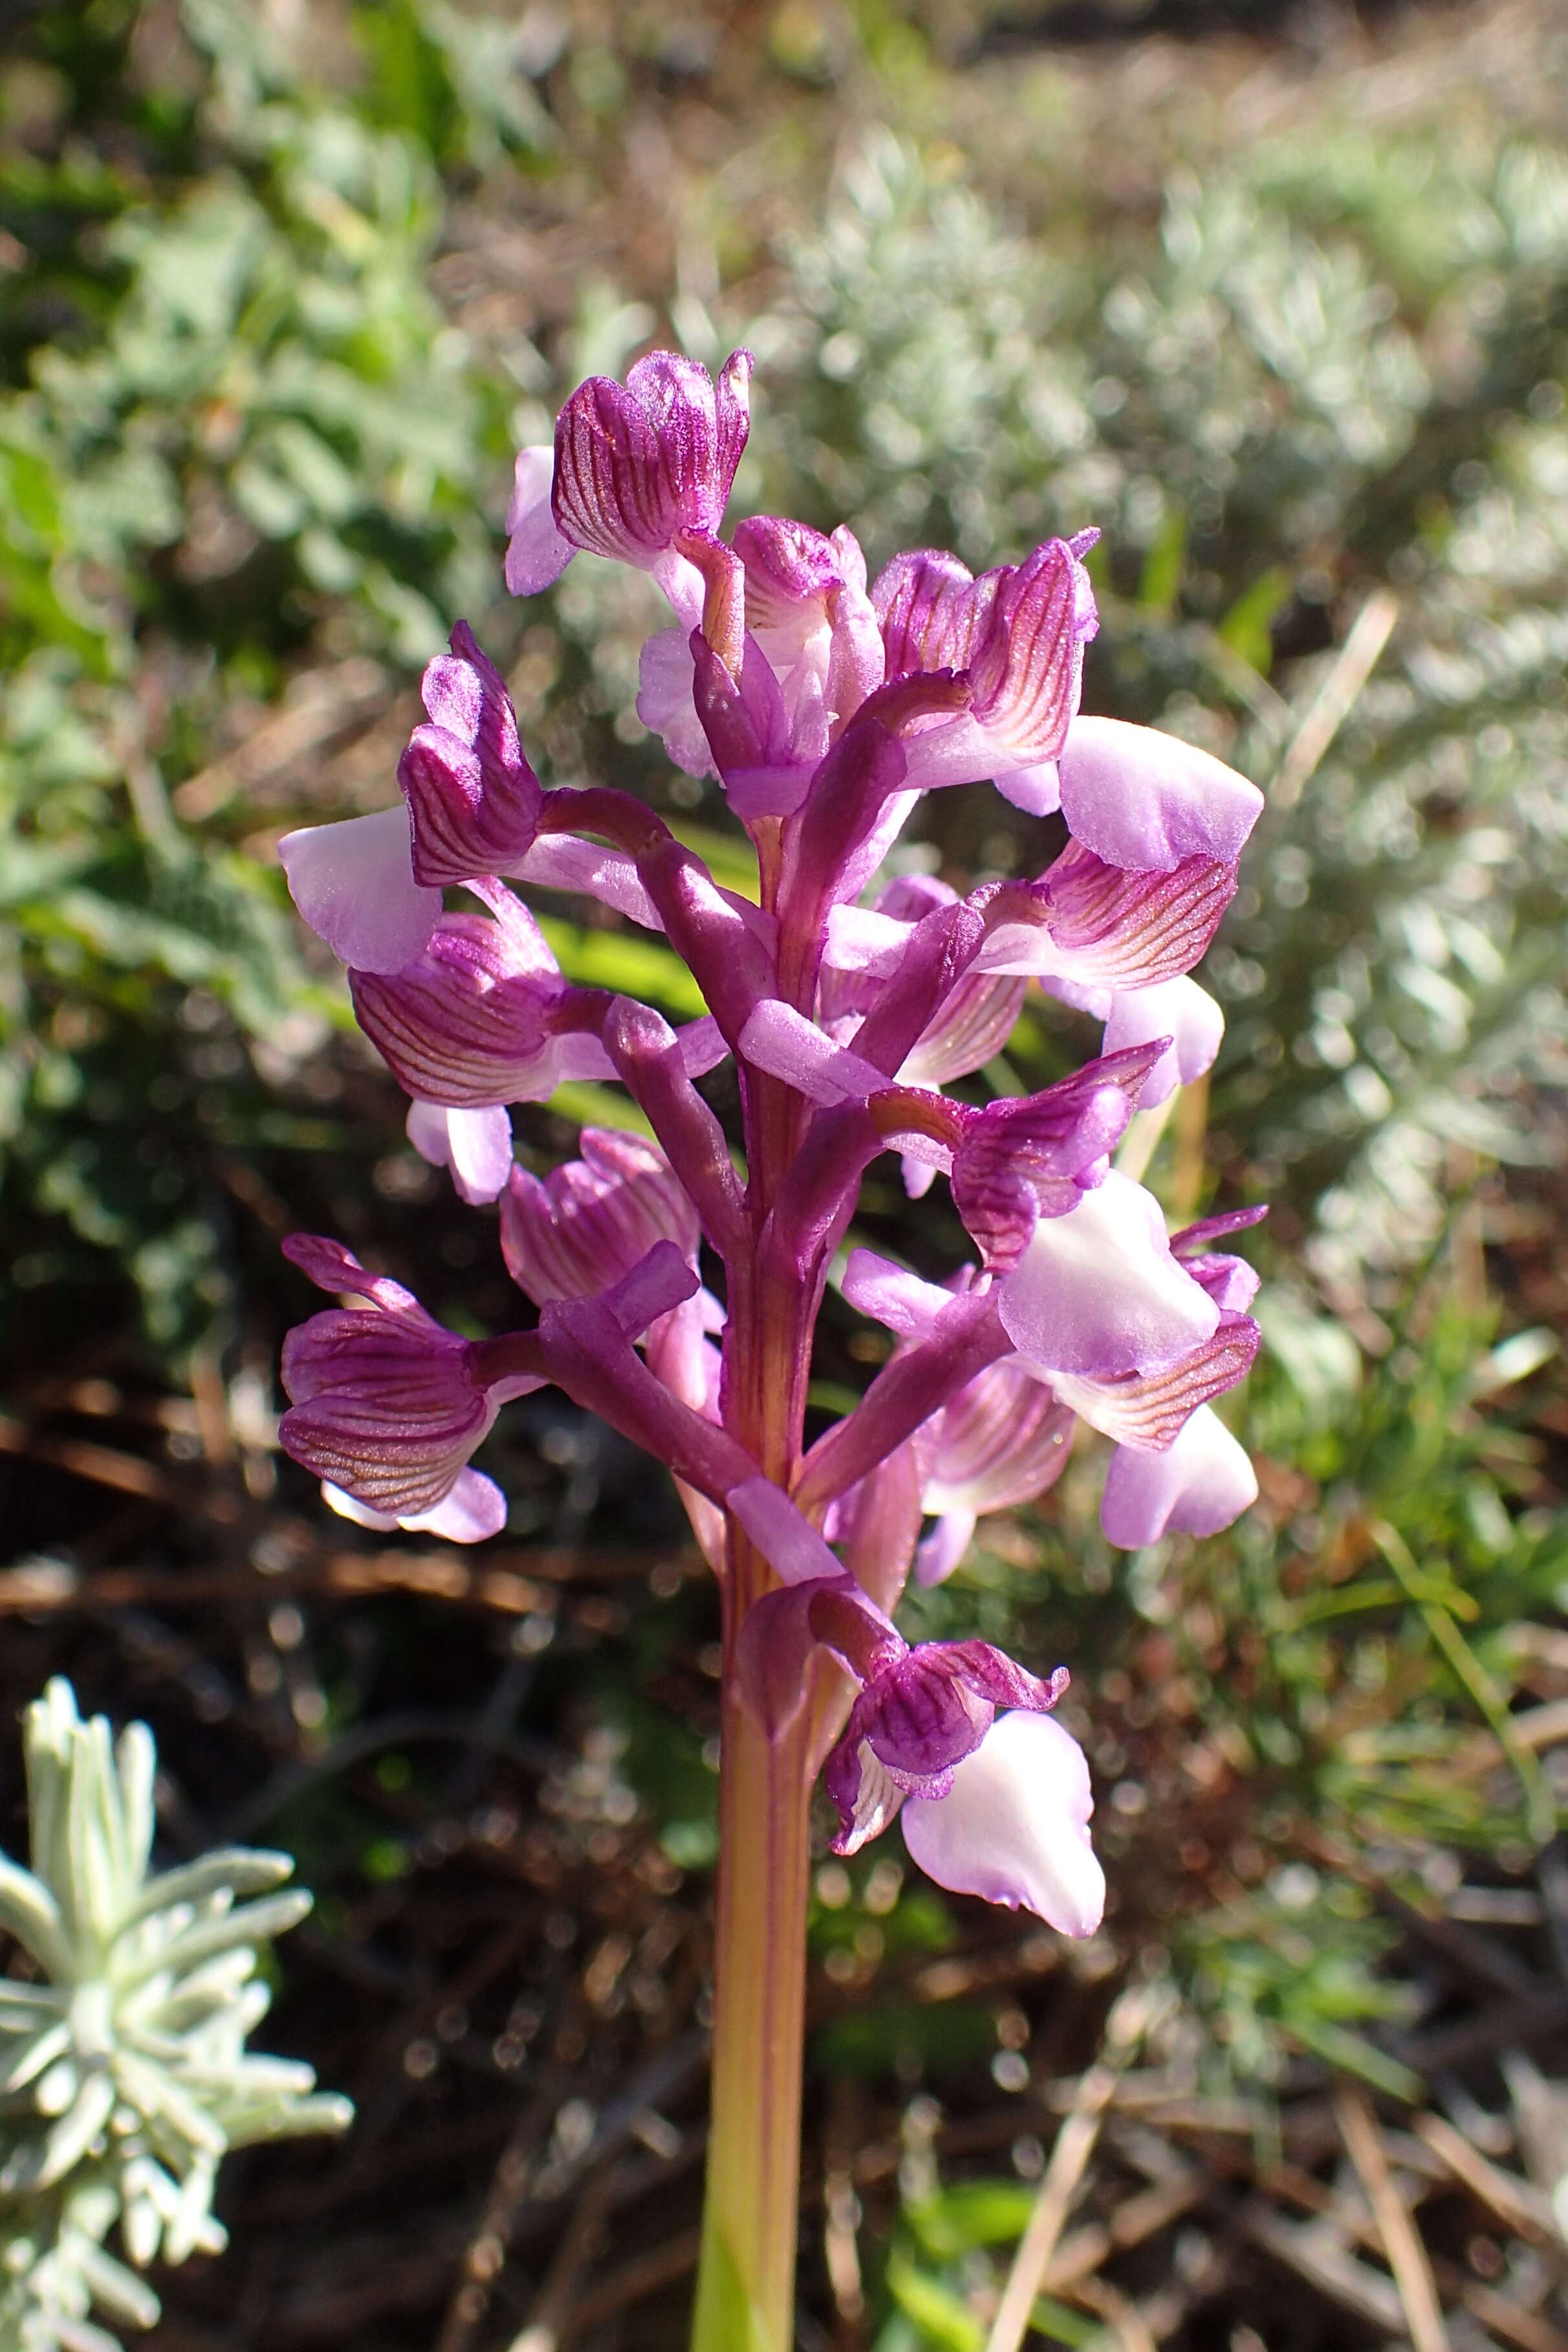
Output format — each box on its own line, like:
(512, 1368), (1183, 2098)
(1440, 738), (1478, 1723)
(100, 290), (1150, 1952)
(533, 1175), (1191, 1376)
(275, 343), (1269, 2345)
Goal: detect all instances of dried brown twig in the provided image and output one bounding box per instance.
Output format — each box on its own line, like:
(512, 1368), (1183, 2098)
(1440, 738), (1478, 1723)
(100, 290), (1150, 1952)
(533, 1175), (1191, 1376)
(985, 1983), (1170, 2352)
(1334, 2080), (1450, 2352)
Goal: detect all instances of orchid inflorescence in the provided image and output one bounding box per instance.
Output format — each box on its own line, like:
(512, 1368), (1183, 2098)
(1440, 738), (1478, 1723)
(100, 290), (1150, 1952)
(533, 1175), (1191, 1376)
(0, 1682), (348, 2352)
(278, 343), (1265, 1939)
(276, 343), (1264, 2342)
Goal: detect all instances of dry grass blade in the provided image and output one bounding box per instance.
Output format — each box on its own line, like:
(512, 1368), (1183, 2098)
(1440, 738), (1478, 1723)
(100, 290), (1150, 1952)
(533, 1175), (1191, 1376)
(1075, 2273), (1162, 2351)
(1414, 2111), (1563, 2250)
(985, 1984), (1165, 2352)
(1458, 2278), (1568, 2352)
(506, 2162), (620, 2352)
(1244, 2203), (1409, 2333)
(1334, 2081), (1450, 2352)
(1270, 587), (1400, 809)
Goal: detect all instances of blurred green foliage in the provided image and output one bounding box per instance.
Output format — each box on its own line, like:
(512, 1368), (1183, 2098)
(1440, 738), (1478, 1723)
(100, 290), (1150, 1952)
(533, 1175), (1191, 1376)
(0, 0), (519, 1353)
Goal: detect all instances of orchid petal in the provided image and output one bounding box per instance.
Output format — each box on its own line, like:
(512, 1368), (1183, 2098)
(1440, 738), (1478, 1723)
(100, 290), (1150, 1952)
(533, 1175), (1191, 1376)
(505, 444), (573, 595)
(1058, 717), (1265, 874)
(953, 1048), (1162, 1267)
(966, 538), (1093, 764)
(351, 908), (611, 1109)
(407, 1102), (515, 1204)
(551, 349), (752, 567)
(734, 514), (842, 628)
(992, 760), (1061, 816)
(398, 624), (541, 886)
(1049, 1312), (1260, 1449)
(1100, 1402), (1258, 1546)
(638, 628), (717, 778)
(996, 1170), (1219, 1378)
(915, 1509), (977, 1588)
(279, 807), (441, 975)
(509, 835), (665, 930)
(1102, 977), (1225, 1108)
(279, 1235), (535, 1523)
(501, 1129), (698, 1306)
(405, 1469), (510, 1542)
(901, 1710), (1105, 1935)
(823, 1639), (1068, 1856)
(978, 847), (1238, 992)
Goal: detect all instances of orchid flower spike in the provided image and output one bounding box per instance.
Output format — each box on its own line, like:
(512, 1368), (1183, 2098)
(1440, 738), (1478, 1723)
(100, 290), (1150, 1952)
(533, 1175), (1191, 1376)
(275, 345), (1268, 2307)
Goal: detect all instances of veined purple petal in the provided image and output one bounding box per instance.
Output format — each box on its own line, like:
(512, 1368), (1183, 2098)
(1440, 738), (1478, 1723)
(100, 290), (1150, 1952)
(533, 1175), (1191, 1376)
(398, 624), (541, 886)
(350, 905), (610, 1109)
(279, 806), (441, 976)
(1100, 1402), (1258, 1546)
(996, 1170), (1220, 1379)
(735, 514), (842, 629)
(1049, 1311), (1260, 1448)
(406, 1102), (515, 1204)
(965, 538), (1094, 765)
(977, 844), (1238, 992)
(500, 1129), (699, 1306)
(919, 1364), (1073, 1565)
(1102, 977), (1225, 1107)
(873, 549), (996, 677)
(551, 348), (752, 567)
(824, 1639), (1069, 1855)
(1058, 717), (1265, 875)
(901, 1710), (1104, 1935)
(952, 1046), (1162, 1269)
(279, 1234), (537, 1523)
(900, 972), (1027, 1087)
(505, 444), (573, 596)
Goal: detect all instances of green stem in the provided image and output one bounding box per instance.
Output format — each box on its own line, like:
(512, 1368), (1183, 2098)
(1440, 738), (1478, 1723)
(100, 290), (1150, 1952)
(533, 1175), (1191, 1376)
(691, 1587), (815, 2352)
(693, 1064), (821, 2352)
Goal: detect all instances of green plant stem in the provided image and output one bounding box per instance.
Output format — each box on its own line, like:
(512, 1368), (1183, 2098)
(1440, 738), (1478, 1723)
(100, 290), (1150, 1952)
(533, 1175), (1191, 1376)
(692, 1063), (820, 2352)
(691, 1573), (815, 2352)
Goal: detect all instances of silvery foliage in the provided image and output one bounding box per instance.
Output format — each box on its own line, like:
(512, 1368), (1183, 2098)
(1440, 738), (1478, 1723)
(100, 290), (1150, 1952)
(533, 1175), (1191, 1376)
(0, 1681), (349, 2351)
(734, 131), (1568, 1314)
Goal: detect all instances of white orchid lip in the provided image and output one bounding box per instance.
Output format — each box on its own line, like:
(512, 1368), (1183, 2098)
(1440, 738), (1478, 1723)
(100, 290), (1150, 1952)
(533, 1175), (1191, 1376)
(1058, 715), (1265, 873)
(279, 806), (440, 976)
(1101, 1401), (1259, 1546)
(901, 1711), (1106, 1937)
(996, 1169), (1220, 1380)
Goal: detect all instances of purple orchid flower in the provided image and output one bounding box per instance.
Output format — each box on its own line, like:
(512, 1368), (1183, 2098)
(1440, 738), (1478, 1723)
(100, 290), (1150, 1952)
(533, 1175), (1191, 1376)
(279, 1234), (543, 1541)
(274, 345), (1270, 2351)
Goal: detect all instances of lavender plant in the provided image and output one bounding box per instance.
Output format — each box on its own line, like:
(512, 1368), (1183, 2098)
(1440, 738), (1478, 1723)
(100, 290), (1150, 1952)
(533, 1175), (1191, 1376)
(276, 349), (1265, 2351)
(0, 1681), (349, 2352)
